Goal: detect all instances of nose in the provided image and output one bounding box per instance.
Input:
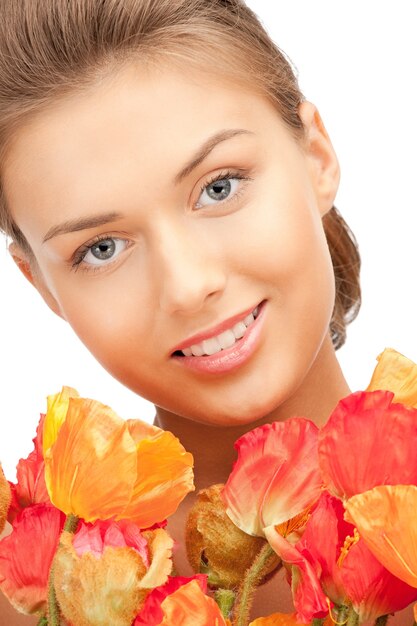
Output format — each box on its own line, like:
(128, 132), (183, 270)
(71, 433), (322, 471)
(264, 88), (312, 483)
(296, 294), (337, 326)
(154, 219), (226, 316)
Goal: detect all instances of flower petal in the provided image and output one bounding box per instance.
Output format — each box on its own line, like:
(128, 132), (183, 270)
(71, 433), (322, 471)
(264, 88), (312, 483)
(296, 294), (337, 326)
(346, 485), (417, 588)
(44, 397), (137, 520)
(223, 419), (322, 536)
(0, 465), (11, 534)
(319, 390), (417, 499)
(139, 528), (174, 589)
(0, 503), (64, 614)
(264, 525), (329, 623)
(123, 421), (194, 528)
(157, 579), (227, 625)
(341, 531), (417, 622)
(43, 386), (79, 454)
(366, 348), (417, 407)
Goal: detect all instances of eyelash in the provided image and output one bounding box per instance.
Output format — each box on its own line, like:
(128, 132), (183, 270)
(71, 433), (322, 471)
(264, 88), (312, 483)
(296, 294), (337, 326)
(196, 169), (251, 209)
(71, 169), (252, 272)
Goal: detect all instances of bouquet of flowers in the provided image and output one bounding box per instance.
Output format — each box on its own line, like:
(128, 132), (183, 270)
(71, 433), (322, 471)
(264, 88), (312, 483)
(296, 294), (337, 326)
(1, 347), (417, 626)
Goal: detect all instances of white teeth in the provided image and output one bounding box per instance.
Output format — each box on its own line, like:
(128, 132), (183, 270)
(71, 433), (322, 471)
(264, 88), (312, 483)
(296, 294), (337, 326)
(218, 329), (237, 350)
(190, 344), (204, 356)
(232, 321), (247, 339)
(243, 313), (255, 326)
(202, 337), (222, 356)
(180, 305), (260, 357)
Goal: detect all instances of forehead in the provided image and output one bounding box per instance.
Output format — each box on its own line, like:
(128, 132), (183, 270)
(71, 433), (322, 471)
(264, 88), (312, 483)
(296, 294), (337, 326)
(2, 62), (290, 236)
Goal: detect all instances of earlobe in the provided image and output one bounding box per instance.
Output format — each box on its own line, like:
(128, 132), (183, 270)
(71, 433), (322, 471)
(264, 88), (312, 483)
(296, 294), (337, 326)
(298, 101), (341, 216)
(8, 242), (66, 320)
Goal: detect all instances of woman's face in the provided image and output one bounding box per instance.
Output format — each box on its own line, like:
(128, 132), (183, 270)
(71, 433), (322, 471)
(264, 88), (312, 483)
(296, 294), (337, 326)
(3, 62), (339, 426)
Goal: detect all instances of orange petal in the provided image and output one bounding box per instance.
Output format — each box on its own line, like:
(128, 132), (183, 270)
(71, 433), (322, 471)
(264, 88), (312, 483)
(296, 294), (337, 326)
(122, 422), (194, 528)
(346, 485), (417, 587)
(0, 464), (11, 534)
(158, 579), (227, 625)
(45, 397), (137, 521)
(43, 386), (79, 454)
(366, 348), (417, 407)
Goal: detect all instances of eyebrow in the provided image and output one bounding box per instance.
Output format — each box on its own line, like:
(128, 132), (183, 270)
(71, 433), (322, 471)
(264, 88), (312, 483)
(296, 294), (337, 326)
(42, 212), (123, 243)
(174, 128), (254, 184)
(42, 128), (253, 243)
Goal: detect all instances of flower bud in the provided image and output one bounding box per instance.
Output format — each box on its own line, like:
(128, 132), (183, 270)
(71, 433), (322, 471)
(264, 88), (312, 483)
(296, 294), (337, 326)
(0, 464), (11, 534)
(186, 484), (279, 589)
(53, 521), (174, 626)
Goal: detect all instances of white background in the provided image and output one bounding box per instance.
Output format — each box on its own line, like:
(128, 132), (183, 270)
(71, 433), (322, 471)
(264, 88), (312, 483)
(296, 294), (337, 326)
(0, 1), (416, 479)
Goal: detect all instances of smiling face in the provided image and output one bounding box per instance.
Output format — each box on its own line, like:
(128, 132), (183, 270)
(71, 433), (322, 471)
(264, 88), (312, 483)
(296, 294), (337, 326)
(3, 62), (340, 426)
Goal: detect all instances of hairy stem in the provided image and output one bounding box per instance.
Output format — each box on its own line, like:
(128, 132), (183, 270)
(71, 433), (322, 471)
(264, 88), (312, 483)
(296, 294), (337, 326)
(232, 544), (277, 626)
(215, 589), (236, 619)
(47, 514), (79, 625)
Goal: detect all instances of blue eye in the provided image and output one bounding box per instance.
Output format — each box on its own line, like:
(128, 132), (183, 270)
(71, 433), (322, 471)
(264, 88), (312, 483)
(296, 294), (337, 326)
(195, 172), (248, 209)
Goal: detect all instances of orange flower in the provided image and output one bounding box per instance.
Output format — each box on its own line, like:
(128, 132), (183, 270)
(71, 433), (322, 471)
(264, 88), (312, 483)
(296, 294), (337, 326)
(250, 614), (332, 625)
(346, 484), (417, 588)
(152, 579), (228, 625)
(366, 347), (417, 407)
(43, 387), (194, 526)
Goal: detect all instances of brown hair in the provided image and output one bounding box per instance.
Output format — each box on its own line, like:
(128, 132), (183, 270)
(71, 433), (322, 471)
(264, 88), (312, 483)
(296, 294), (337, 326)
(0, 0), (360, 350)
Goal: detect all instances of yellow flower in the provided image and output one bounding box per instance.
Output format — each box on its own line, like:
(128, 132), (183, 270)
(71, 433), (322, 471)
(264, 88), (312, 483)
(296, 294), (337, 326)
(43, 387), (194, 526)
(366, 347), (417, 407)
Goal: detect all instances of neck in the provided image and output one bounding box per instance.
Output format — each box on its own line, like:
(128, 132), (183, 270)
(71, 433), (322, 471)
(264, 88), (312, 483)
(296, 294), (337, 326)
(154, 334), (351, 493)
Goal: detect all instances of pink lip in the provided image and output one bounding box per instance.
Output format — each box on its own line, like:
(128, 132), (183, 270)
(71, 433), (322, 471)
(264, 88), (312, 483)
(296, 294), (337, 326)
(171, 301), (263, 354)
(171, 301), (266, 374)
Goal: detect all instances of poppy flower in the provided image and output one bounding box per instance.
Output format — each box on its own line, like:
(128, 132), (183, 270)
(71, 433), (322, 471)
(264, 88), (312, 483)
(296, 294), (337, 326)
(366, 347), (417, 407)
(222, 418), (322, 537)
(7, 414), (49, 522)
(267, 492), (417, 623)
(318, 390), (417, 500)
(43, 387), (194, 526)
(345, 484), (417, 588)
(53, 519), (174, 626)
(0, 503), (65, 614)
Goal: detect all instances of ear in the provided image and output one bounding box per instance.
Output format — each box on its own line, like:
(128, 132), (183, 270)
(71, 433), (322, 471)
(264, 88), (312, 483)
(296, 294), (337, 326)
(298, 101), (340, 217)
(9, 242), (66, 320)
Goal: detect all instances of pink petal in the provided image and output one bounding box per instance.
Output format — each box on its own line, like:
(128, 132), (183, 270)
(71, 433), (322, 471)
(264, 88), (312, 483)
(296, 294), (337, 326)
(319, 390), (417, 499)
(223, 419), (322, 536)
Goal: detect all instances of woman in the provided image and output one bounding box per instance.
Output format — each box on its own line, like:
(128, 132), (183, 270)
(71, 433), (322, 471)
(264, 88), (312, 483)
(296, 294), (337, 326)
(0, 1), (414, 623)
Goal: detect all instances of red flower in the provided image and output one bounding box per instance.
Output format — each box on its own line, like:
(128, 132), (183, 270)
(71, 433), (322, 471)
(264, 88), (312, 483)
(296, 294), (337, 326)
(223, 418), (322, 537)
(269, 492), (417, 623)
(0, 503), (65, 614)
(8, 414), (49, 522)
(318, 390), (417, 500)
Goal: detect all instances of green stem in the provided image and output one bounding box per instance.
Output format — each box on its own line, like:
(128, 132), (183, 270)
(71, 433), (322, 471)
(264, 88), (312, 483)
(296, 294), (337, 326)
(47, 563), (60, 626)
(333, 605), (349, 625)
(47, 514), (80, 625)
(375, 617), (389, 626)
(63, 513), (79, 533)
(232, 544), (277, 626)
(37, 617), (48, 626)
(215, 589), (236, 619)
(312, 620), (326, 626)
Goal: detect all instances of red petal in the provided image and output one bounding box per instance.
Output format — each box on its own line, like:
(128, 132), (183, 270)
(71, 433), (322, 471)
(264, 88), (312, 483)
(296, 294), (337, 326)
(319, 390), (417, 499)
(0, 503), (65, 614)
(223, 419), (322, 536)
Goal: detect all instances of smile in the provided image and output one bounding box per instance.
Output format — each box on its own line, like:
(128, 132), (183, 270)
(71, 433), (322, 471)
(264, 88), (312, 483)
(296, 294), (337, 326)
(171, 301), (266, 374)
(180, 306), (260, 357)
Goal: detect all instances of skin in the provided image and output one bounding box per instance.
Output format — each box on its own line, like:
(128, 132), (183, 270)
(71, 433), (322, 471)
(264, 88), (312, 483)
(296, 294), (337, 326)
(4, 61), (409, 622)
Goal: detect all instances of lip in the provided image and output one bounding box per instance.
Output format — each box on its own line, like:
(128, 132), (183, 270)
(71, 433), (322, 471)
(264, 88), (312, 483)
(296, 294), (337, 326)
(171, 300), (266, 374)
(171, 301), (263, 354)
